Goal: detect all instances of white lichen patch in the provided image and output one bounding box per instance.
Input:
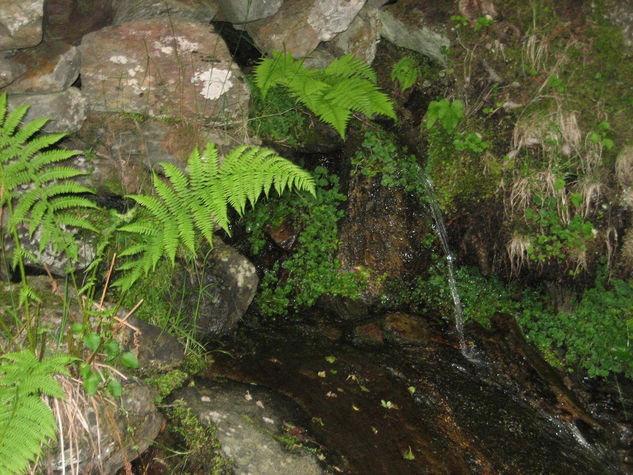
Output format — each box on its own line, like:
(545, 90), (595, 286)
(153, 36), (200, 55)
(109, 55), (129, 64)
(191, 68), (233, 100)
(127, 65), (142, 77)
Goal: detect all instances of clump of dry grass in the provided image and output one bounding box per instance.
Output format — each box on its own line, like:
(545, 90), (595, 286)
(506, 232), (531, 276)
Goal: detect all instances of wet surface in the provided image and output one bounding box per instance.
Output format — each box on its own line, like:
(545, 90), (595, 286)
(208, 314), (632, 474)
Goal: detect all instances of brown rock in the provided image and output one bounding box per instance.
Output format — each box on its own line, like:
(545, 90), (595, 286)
(0, 0), (44, 51)
(5, 40), (79, 93)
(384, 312), (429, 345)
(79, 17), (249, 119)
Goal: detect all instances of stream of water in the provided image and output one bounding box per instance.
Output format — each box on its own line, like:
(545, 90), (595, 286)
(420, 176), (471, 356)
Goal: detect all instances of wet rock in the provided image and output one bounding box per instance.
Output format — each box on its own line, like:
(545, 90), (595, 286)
(216, 0), (282, 23)
(79, 17), (250, 120)
(113, 0), (218, 25)
(7, 87), (86, 132)
(176, 237), (259, 337)
(175, 380), (324, 475)
(246, 0), (366, 58)
(5, 41), (79, 93)
(384, 312), (429, 345)
(351, 320), (384, 347)
(44, 0), (114, 43)
(0, 0), (44, 51)
(377, 1), (450, 65)
(0, 57), (26, 88)
(336, 174), (431, 309)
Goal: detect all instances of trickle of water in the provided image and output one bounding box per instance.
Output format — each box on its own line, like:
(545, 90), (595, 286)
(421, 176), (475, 358)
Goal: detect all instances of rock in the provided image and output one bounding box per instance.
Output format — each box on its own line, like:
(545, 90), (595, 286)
(0, 56), (26, 88)
(246, 0), (366, 58)
(79, 17), (250, 120)
(384, 312), (429, 345)
(216, 0), (282, 23)
(377, 2), (450, 65)
(176, 237), (258, 337)
(336, 174), (431, 308)
(351, 320), (384, 347)
(47, 377), (163, 474)
(7, 87), (86, 132)
(5, 41), (79, 93)
(113, 0), (219, 25)
(0, 0), (44, 51)
(326, 2), (380, 64)
(1, 220), (96, 276)
(175, 380), (324, 475)
(122, 316), (185, 374)
(44, 0), (114, 43)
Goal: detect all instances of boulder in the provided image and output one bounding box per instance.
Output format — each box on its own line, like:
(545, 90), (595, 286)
(44, 0), (114, 43)
(326, 2), (381, 64)
(246, 0), (366, 58)
(79, 17), (250, 120)
(175, 237), (259, 337)
(377, 1), (450, 65)
(175, 380), (324, 474)
(5, 41), (80, 93)
(0, 0), (44, 51)
(0, 57), (26, 88)
(113, 0), (219, 25)
(216, 0), (282, 23)
(7, 87), (86, 133)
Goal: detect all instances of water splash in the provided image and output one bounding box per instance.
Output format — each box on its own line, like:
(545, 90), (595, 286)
(421, 177), (475, 358)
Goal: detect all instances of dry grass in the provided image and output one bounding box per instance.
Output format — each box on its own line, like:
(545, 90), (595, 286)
(507, 232), (531, 276)
(522, 33), (549, 74)
(574, 177), (603, 218)
(615, 145), (633, 188)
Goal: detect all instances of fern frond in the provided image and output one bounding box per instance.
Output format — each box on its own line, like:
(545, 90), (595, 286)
(0, 350), (73, 475)
(325, 54), (377, 83)
(19, 133), (67, 160)
(1, 103), (29, 138)
(53, 214), (97, 233)
(34, 166), (86, 183)
(12, 117), (51, 145)
(255, 52), (306, 98)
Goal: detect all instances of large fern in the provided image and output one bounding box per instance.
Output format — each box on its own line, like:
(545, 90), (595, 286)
(0, 92), (97, 270)
(114, 142), (316, 290)
(0, 350), (74, 474)
(254, 52), (396, 139)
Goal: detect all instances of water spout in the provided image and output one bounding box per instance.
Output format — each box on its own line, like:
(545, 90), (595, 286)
(421, 176), (474, 358)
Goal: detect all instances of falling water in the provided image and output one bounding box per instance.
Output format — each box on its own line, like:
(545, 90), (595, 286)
(421, 176), (471, 356)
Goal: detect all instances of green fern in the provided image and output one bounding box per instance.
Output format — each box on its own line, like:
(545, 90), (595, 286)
(0, 350), (74, 474)
(114, 142), (316, 290)
(254, 52), (396, 138)
(0, 92), (97, 269)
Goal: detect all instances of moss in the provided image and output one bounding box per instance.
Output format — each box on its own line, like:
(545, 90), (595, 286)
(166, 403), (232, 474)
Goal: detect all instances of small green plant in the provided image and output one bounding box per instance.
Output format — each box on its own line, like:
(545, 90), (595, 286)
(115, 142), (315, 290)
(254, 52), (396, 138)
(0, 350), (74, 474)
(425, 98), (464, 133)
(243, 167), (366, 316)
(390, 56), (421, 92)
(588, 120), (614, 151)
(524, 193), (594, 266)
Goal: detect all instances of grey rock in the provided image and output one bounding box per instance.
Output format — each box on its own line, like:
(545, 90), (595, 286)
(0, 0), (44, 51)
(79, 17), (250, 120)
(113, 0), (219, 25)
(175, 237), (258, 337)
(5, 41), (80, 93)
(217, 0), (282, 23)
(176, 381), (324, 475)
(7, 87), (86, 133)
(0, 56), (26, 88)
(377, 7), (450, 64)
(327, 2), (381, 64)
(246, 0), (366, 58)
